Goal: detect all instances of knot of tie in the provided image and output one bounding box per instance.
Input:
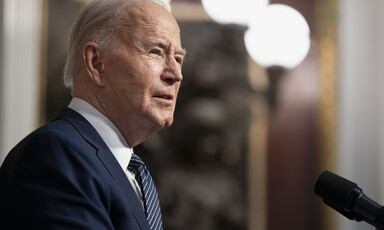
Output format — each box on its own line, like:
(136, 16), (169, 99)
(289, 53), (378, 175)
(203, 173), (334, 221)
(128, 154), (163, 230)
(128, 154), (145, 174)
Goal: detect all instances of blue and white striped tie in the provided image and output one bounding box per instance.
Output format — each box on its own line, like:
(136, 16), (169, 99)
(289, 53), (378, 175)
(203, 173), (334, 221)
(128, 154), (163, 230)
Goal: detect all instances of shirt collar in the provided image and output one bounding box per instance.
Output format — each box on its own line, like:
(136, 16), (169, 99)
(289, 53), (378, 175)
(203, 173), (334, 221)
(68, 97), (133, 171)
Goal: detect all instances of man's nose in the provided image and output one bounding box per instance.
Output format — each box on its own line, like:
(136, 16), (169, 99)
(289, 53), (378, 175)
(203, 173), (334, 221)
(161, 56), (183, 84)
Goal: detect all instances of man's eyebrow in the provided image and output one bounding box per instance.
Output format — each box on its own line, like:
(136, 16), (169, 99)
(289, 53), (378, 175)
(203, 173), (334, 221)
(149, 42), (167, 48)
(177, 48), (187, 58)
(146, 42), (187, 58)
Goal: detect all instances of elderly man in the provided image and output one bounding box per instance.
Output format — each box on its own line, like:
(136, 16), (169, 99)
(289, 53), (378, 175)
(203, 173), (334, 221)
(0, 0), (185, 229)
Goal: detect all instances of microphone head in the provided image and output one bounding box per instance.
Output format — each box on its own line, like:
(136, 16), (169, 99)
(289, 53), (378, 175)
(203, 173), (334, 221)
(314, 170), (363, 221)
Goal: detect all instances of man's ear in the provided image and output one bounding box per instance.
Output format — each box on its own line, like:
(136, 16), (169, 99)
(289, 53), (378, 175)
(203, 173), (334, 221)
(82, 42), (105, 86)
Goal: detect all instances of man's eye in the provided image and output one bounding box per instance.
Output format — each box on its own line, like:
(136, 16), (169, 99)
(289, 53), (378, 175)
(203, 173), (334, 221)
(175, 54), (185, 65)
(149, 49), (160, 55)
(175, 57), (183, 65)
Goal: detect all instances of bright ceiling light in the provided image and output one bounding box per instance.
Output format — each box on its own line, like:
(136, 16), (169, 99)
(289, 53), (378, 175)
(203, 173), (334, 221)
(244, 4), (310, 68)
(201, 0), (269, 26)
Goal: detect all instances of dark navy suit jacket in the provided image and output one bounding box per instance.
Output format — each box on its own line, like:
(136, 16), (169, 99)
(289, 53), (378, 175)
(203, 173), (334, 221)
(0, 108), (150, 230)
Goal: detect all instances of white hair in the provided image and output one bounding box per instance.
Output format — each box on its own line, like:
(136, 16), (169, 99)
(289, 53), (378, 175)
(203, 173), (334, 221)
(63, 0), (171, 88)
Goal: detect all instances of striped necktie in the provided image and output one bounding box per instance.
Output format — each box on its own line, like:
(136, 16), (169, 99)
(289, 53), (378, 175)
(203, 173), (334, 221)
(128, 154), (163, 230)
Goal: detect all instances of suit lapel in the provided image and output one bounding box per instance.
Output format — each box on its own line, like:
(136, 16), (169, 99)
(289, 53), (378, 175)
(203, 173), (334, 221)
(55, 108), (150, 230)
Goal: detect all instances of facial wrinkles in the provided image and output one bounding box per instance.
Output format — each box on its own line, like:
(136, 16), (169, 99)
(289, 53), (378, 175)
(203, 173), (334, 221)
(118, 3), (181, 55)
(127, 24), (173, 54)
(112, 3), (183, 98)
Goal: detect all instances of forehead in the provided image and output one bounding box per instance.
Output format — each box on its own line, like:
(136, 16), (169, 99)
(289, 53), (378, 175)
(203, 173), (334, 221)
(119, 2), (181, 41)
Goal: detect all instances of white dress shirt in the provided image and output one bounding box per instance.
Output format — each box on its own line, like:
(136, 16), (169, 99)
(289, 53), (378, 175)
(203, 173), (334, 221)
(68, 97), (143, 203)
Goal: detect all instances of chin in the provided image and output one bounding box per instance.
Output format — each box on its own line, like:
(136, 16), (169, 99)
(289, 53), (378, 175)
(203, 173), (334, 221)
(152, 111), (174, 129)
(147, 109), (175, 130)
(161, 118), (173, 129)
(158, 115), (174, 129)
(147, 117), (173, 132)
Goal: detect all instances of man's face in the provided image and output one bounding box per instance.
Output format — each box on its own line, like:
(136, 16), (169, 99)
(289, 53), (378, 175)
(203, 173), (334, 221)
(101, 2), (185, 137)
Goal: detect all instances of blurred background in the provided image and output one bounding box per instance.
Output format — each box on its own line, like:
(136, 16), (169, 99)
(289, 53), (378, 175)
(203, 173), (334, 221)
(0, 0), (383, 229)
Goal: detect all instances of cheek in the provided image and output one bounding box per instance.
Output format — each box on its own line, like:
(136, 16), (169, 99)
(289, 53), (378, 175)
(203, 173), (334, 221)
(123, 77), (155, 106)
(107, 64), (144, 90)
(107, 58), (163, 98)
(174, 82), (182, 96)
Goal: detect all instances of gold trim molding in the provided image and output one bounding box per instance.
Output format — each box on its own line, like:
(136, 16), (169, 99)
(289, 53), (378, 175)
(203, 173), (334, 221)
(316, 0), (338, 229)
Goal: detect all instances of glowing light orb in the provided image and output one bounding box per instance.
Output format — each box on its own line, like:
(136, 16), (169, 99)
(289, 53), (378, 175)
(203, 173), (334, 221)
(201, 0), (269, 26)
(244, 4), (310, 68)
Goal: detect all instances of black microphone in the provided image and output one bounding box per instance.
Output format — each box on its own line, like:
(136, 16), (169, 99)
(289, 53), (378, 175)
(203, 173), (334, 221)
(314, 170), (384, 229)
